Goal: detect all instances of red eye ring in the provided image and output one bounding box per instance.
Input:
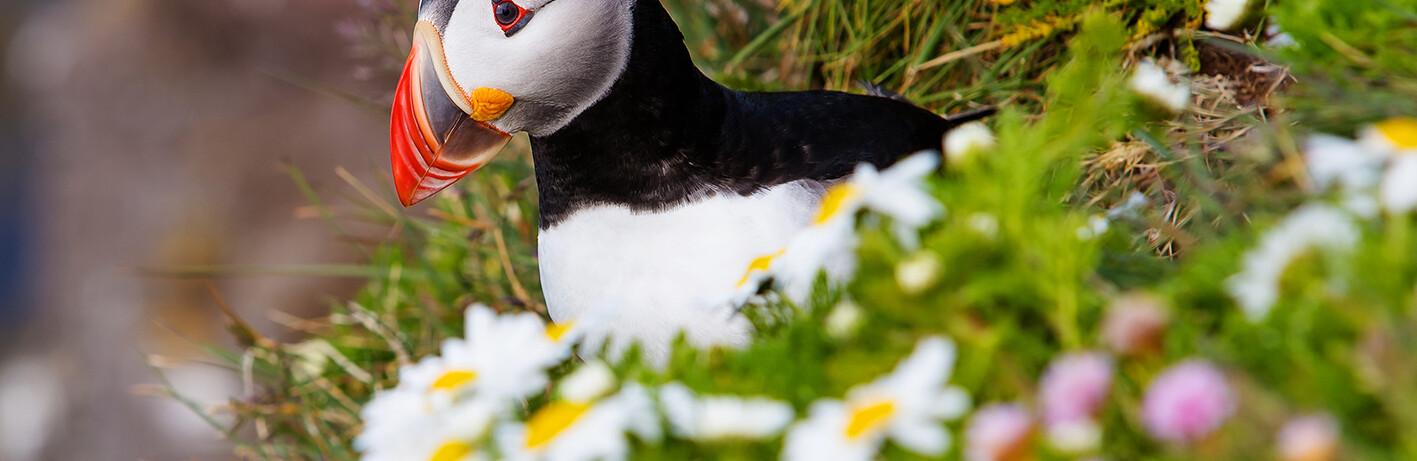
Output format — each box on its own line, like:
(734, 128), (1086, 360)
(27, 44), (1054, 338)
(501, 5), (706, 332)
(492, 0), (532, 36)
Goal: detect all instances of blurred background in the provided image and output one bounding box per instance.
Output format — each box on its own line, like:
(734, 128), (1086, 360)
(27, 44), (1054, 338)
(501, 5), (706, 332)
(0, 0), (396, 458)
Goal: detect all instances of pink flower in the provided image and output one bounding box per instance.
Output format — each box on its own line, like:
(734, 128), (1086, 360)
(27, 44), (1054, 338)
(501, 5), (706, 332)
(965, 404), (1035, 461)
(1102, 294), (1170, 356)
(1142, 360), (1237, 444)
(1039, 352), (1114, 426)
(1277, 414), (1339, 461)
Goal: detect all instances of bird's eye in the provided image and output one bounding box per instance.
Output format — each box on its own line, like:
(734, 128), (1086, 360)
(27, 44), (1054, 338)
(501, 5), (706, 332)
(494, 2), (519, 25)
(491, 0), (532, 36)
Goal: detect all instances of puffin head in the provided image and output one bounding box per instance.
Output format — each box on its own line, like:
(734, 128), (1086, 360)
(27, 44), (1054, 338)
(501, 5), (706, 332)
(391, 0), (634, 206)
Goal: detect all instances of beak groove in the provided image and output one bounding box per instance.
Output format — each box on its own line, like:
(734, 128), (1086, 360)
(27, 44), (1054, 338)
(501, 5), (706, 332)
(390, 23), (512, 207)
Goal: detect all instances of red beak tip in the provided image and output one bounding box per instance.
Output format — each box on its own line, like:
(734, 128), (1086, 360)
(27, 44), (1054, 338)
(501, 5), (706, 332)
(395, 183), (432, 208)
(395, 177), (451, 207)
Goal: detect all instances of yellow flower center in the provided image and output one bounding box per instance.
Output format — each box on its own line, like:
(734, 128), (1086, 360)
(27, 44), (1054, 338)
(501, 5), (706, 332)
(524, 401), (591, 449)
(429, 370), (478, 391)
(546, 322), (574, 342)
(844, 401), (896, 439)
(815, 184), (861, 224)
(1376, 117), (1417, 150)
(737, 250), (785, 287)
(429, 441), (472, 461)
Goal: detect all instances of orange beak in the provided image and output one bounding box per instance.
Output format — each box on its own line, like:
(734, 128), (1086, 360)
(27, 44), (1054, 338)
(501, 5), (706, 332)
(390, 23), (512, 207)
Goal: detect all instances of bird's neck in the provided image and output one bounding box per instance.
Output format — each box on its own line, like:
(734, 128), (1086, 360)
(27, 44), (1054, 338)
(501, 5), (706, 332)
(529, 0), (738, 228)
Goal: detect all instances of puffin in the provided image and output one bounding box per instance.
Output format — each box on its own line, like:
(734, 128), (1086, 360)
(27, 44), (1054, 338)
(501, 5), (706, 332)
(390, 0), (992, 361)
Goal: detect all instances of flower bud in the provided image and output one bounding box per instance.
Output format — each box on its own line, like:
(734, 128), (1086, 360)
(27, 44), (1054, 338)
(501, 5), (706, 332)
(1102, 294), (1170, 357)
(1129, 60), (1190, 116)
(1277, 414), (1339, 461)
(896, 252), (943, 295)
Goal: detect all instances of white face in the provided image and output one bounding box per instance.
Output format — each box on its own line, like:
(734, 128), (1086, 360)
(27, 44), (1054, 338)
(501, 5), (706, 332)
(420, 0), (634, 137)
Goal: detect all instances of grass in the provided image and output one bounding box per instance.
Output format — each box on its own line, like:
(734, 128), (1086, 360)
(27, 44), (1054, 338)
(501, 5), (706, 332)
(154, 0), (1417, 459)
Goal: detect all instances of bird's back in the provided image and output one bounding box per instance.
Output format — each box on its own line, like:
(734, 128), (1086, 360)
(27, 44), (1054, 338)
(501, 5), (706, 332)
(705, 88), (956, 188)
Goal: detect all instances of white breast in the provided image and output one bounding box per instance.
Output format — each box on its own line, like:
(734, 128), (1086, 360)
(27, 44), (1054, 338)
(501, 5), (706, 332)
(537, 181), (823, 364)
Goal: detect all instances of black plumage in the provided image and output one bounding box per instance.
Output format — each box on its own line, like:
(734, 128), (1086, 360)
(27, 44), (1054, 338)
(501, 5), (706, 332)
(531, 0), (990, 228)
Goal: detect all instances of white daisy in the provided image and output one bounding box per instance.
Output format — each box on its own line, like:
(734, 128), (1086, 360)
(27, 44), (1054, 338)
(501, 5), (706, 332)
(770, 217), (859, 305)
(1303, 134), (1385, 193)
(552, 299), (679, 366)
(357, 397), (496, 461)
(852, 152), (948, 239)
(559, 361), (617, 404)
(425, 304), (572, 405)
(1305, 119), (1417, 215)
(1128, 60), (1190, 115)
(1301, 131), (1414, 218)
(1341, 193), (1382, 219)
(1358, 117), (1417, 156)
(1226, 204), (1360, 320)
(356, 305), (576, 459)
(781, 337), (971, 461)
(1204, 0), (1254, 31)
(1381, 155), (1417, 214)
(765, 152), (945, 304)
(659, 382), (795, 441)
(1360, 118), (1417, 214)
(497, 384), (661, 461)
